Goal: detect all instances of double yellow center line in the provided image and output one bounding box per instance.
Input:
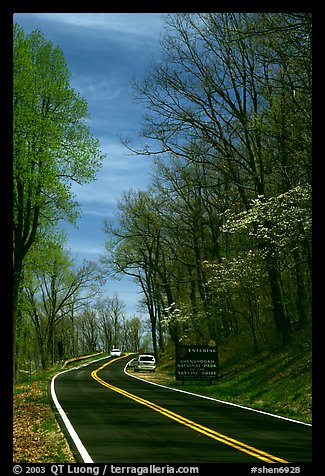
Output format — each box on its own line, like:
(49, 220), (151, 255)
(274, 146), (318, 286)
(91, 356), (289, 464)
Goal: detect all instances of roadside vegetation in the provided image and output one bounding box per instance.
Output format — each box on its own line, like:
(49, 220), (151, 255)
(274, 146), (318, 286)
(14, 365), (75, 463)
(134, 327), (312, 425)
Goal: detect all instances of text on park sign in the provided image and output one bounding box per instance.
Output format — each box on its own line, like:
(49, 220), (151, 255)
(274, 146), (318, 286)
(175, 345), (218, 381)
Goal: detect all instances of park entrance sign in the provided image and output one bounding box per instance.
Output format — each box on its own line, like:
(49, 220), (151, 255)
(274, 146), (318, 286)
(175, 345), (218, 383)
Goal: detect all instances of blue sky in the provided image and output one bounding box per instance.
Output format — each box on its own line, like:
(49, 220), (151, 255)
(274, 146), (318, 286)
(14, 13), (167, 318)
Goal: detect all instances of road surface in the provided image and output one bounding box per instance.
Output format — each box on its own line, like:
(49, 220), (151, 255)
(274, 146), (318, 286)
(50, 354), (312, 463)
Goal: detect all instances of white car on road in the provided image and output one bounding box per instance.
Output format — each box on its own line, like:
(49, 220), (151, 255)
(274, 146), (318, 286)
(134, 354), (156, 372)
(110, 348), (122, 357)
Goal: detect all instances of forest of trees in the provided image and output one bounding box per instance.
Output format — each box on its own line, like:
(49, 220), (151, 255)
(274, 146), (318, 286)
(102, 13), (312, 369)
(13, 13), (312, 381)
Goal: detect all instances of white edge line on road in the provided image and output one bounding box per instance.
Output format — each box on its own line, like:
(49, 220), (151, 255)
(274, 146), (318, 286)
(50, 355), (111, 463)
(124, 360), (312, 427)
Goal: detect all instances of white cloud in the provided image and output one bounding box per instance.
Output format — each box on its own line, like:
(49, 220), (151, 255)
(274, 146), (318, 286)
(70, 139), (153, 208)
(71, 76), (125, 102)
(65, 243), (102, 257)
(30, 13), (166, 38)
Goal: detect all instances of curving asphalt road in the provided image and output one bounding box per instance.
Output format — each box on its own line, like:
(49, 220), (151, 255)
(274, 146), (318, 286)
(50, 354), (312, 464)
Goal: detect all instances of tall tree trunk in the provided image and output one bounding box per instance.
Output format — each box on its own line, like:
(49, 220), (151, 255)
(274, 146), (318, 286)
(150, 311), (158, 359)
(293, 248), (307, 329)
(265, 250), (291, 344)
(13, 254), (24, 381)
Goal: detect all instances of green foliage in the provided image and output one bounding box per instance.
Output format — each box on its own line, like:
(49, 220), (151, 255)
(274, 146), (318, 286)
(222, 185), (312, 256)
(13, 23), (106, 379)
(13, 24), (105, 228)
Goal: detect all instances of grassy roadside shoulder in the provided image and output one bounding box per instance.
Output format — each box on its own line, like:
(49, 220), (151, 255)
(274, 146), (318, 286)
(13, 353), (109, 463)
(14, 368), (75, 463)
(130, 338), (312, 425)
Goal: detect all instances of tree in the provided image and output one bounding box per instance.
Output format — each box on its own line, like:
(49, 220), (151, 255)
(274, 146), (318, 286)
(77, 308), (100, 354)
(222, 185), (312, 335)
(101, 293), (125, 349)
(96, 298), (115, 353)
(13, 24), (105, 377)
(102, 190), (171, 357)
(123, 316), (144, 352)
(22, 238), (103, 369)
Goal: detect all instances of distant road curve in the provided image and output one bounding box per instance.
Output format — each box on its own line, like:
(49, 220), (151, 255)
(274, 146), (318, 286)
(50, 354), (312, 463)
